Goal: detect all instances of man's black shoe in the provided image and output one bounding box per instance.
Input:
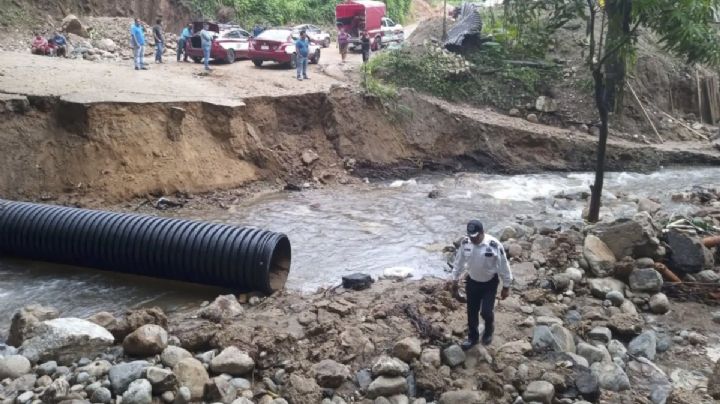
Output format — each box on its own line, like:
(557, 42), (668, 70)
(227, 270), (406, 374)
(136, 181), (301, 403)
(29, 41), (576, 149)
(461, 339), (478, 351)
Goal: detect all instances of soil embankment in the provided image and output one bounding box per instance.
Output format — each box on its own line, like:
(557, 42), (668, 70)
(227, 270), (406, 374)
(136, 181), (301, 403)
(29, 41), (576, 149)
(2, 85), (720, 203)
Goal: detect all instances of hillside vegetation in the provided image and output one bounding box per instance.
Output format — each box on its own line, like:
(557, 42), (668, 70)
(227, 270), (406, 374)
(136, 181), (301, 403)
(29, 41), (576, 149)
(184, 0), (413, 26)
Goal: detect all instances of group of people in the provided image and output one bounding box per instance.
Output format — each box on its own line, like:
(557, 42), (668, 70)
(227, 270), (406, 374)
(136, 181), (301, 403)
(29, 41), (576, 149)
(337, 28), (372, 64)
(30, 32), (68, 57)
(129, 18), (168, 70)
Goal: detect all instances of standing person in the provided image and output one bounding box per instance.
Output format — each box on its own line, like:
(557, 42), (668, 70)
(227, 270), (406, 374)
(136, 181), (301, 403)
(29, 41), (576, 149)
(360, 31), (371, 63)
(130, 18), (147, 70)
(52, 31), (68, 57)
(338, 27), (350, 64)
(153, 18), (165, 64)
(451, 220), (513, 348)
(199, 23), (214, 71)
(294, 30), (310, 81)
(177, 23), (191, 62)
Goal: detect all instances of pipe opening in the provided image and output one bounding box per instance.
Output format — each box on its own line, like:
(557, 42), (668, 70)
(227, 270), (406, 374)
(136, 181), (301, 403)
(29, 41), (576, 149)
(268, 235), (291, 292)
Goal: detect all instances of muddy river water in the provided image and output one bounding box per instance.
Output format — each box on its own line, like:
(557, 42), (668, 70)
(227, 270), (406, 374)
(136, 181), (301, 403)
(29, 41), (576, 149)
(1, 167), (718, 336)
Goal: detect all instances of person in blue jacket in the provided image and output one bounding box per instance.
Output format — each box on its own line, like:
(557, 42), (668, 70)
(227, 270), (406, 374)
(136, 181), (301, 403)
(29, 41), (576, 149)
(130, 18), (147, 70)
(295, 30), (310, 81)
(199, 23), (214, 71)
(178, 23), (191, 62)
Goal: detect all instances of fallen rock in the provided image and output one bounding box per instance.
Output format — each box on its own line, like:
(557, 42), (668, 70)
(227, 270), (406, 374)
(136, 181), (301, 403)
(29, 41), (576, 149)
(628, 267), (663, 293)
(587, 327), (612, 344)
(583, 235), (616, 277)
(6, 304), (60, 347)
(695, 269), (720, 283)
(628, 331), (657, 360)
(577, 342), (610, 365)
(591, 362), (630, 391)
(393, 337), (422, 363)
(204, 376), (237, 403)
(210, 346), (254, 376)
(607, 312), (643, 337)
(109, 308), (168, 341)
(86, 311), (117, 329)
(527, 113), (539, 123)
(341, 273), (373, 290)
(605, 290), (624, 306)
(0, 354), (31, 379)
(588, 214), (662, 259)
(608, 339), (628, 361)
(174, 358), (210, 400)
(666, 229), (713, 273)
(498, 340), (532, 355)
(95, 38), (116, 52)
(109, 360), (150, 395)
(90, 387), (112, 403)
(532, 324), (575, 353)
(311, 359), (350, 388)
(588, 278), (626, 299)
(40, 376), (69, 402)
(627, 358), (672, 404)
(438, 390), (484, 403)
(372, 356), (410, 377)
(198, 295), (244, 322)
(20, 318), (114, 364)
(123, 324), (168, 357)
(301, 149), (320, 165)
(535, 96), (558, 112)
(285, 374), (322, 403)
(122, 379), (152, 404)
(146, 366), (177, 394)
(420, 347), (441, 368)
(441, 345), (466, 367)
(709, 359), (720, 399)
(637, 198), (662, 214)
(367, 376), (407, 398)
(523, 380), (554, 404)
(62, 14), (89, 37)
(160, 346), (193, 368)
(649, 293), (670, 314)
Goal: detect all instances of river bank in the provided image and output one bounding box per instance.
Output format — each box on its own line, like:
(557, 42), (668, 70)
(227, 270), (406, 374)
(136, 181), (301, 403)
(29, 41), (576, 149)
(1, 184), (720, 403)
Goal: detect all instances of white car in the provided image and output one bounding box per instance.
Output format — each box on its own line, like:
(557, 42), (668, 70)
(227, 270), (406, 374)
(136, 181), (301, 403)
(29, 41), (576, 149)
(380, 17), (404, 46)
(293, 24), (331, 48)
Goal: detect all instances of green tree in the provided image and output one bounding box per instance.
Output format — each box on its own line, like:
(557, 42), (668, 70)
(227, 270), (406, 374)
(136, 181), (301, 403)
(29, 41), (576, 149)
(507, 0), (720, 222)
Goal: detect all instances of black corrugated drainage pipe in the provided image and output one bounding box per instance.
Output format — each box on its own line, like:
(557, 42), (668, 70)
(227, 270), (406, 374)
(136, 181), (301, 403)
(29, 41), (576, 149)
(0, 200), (291, 293)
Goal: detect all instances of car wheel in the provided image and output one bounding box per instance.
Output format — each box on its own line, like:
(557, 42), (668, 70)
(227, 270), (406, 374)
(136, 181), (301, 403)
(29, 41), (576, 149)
(289, 53), (297, 69)
(192, 57), (202, 63)
(252, 59), (263, 67)
(372, 37), (382, 51)
(311, 49), (320, 64)
(226, 49), (236, 64)
(322, 38), (330, 48)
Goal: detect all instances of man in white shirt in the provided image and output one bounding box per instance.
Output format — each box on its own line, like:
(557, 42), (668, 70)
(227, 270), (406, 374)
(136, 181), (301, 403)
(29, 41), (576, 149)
(452, 219), (513, 349)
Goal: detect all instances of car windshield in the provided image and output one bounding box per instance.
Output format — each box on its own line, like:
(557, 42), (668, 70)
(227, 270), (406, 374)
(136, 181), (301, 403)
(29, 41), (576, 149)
(256, 30), (291, 42)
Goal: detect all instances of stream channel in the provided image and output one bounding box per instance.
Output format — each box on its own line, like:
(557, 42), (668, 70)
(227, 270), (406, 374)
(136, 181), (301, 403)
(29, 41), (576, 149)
(0, 167), (717, 336)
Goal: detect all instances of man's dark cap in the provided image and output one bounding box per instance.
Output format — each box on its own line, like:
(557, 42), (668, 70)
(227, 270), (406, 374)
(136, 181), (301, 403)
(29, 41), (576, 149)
(466, 220), (484, 237)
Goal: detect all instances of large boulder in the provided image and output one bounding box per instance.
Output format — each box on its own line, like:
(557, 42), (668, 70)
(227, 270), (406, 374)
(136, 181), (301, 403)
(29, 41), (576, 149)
(666, 229), (714, 273)
(311, 359), (351, 388)
(61, 14), (89, 37)
(583, 235), (616, 277)
(174, 358), (209, 400)
(6, 304), (59, 347)
(197, 295), (244, 322)
(123, 324), (168, 357)
(392, 337), (422, 363)
(19, 318), (113, 364)
(95, 38), (117, 52)
(628, 267), (664, 293)
(109, 360), (150, 394)
(591, 362), (630, 391)
(0, 355), (31, 379)
(532, 324), (575, 353)
(588, 213), (663, 259)
(209, 346), (254, 376)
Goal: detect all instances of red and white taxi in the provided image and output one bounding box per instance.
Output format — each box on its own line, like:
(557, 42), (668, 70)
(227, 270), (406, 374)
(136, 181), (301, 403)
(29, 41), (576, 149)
(185, 22), (250, 64)
(248, 28), (321, 68)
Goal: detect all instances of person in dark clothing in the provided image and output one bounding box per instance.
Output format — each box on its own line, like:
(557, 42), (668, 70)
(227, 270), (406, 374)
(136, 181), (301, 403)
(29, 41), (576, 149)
(153, 19), (164, 63)
(360, 31), (371, 63)
(253, 24), (264, 37)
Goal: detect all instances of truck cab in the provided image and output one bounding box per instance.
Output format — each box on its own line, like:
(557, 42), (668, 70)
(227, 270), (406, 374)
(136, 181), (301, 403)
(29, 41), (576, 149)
(335, 0), (404, 50)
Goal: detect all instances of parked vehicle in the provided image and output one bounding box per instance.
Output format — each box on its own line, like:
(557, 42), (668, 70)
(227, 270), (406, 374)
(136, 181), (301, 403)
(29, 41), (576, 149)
(335, 0), (404, 51)
(185, 22), (251, 64)
(248, 28), (321, 68)
(293, 24), (331, 48)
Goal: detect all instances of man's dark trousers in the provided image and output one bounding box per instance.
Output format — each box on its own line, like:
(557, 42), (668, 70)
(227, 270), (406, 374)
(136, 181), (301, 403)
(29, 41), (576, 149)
(466, 274), (499, 342)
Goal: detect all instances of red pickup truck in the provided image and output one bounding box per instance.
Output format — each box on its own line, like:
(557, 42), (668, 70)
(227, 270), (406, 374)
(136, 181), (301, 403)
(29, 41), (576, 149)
(336, 0), (404, 51)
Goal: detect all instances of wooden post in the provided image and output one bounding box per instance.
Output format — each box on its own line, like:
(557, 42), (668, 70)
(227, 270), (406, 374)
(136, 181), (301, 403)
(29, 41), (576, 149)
(442, 0), (448, 41)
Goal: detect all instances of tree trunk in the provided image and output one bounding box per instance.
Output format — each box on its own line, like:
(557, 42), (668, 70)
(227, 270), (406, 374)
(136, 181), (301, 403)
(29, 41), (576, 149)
(588, 68), (609, 223)
(603, 0), (632, 114)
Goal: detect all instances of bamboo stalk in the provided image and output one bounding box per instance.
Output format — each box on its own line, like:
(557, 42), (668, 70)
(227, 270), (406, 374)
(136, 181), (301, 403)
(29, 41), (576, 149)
(627, 81), (663, 143)
(657, 110), (710, 141)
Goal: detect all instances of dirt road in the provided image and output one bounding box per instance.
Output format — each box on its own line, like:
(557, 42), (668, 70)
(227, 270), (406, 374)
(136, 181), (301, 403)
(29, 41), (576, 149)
(0, 47), (362, 104)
